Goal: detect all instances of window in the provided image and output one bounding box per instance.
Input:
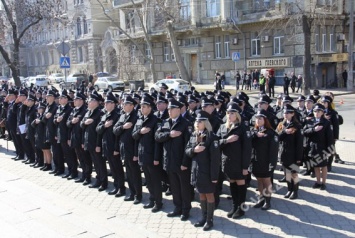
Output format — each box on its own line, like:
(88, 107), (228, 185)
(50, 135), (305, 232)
(163, 42), (175, 62)
(77, 47), (83, 63)
(130, 46), (136, 64)
(329, 27), (336, 52)
(322, 33), (327, 52)
(179, 0), (191, 20)
(251, 38), (261, 56)
(274, 36), (284, 54)
(315, 33), (320, 52)
(83, 17), (88, 34)
(206, 0), (220, 17)
(224, 35), (230, 58)
(145, 44), (151, 59)
(215, 36), (221, 58)
(76, 18), (82, 36)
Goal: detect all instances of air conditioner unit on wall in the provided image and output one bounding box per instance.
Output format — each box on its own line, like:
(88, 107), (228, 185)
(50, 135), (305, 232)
(337, 33), (345, 41)
(262, 36), (269, 42)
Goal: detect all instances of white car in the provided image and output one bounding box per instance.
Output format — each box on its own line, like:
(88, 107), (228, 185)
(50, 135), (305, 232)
(25, 75), (49, 87)
(48, 73), (65, 84)
(94, 72), (125, 91)
(150, 79), (190, 93)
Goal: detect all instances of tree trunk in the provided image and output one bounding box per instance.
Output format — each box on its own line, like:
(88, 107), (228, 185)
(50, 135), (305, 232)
(166, 21), (190, 84)
(302, 15), (311, 95)
(12, 40), (21, 87)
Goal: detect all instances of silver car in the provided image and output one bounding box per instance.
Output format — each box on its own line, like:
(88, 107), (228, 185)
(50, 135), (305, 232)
(94, 73), (125, 91)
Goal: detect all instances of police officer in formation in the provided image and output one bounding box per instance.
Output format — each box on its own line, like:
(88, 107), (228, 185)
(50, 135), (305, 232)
(2, 81), (343, 232)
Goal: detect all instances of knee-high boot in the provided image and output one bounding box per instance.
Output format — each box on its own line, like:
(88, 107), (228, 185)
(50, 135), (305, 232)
(227, 183), (238, 218)
(232, 184), (246, 219)
(284, 181), (293, 198)
(194, 200), (207, 227)
(203, 202), (215, 231)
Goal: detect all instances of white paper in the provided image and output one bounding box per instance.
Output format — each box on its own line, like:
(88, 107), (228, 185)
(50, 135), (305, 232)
(18, 124), (26, 134)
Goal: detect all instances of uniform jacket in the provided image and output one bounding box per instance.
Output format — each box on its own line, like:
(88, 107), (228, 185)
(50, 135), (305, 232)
(303, 117), (334, 158)
(6, 101), (19, 131)
(66, 105), (87, 148)
(96, 108), (120, 157)
(54, 104), (73, 143)
(185, 130), (221, 189)
(324, 108), (339, 140)
(278, 120), (304, 167)
(31, 113), (46, 149)
(217, 123), (252, 179)
(80, 107), (103, 151)
(42, 102), (58, 143)
(251, 128), (279, 174)
(25, 105), (37, 140)
(155, 115), (192, 172)
(17, 103), (26, 134)
(113, 109), (138, 160)
(132, 111), (159, 165)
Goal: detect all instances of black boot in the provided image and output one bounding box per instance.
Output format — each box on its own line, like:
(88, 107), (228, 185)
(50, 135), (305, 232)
(194, 200), (207, 227)
(253, 196), (265, 208)
(284, 181), (293, 198)
(334, 154), (344, 164)
(232, 184), (246, 219)
(203, 202), (215, 231)
(227, 183), (238, 218)
(42, 164), (52, 171)
(261, 196), (271, 210)
(290, 182), (298, 200)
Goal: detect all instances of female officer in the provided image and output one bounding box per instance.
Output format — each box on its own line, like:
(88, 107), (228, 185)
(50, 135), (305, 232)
(321, 95), (340, 171)
(217, 103), (252, 219)
(303, 103), (334, 190)
(276, 105), (303, 200)
(251, 109), (279, 210)
(185, 111), (220, 231)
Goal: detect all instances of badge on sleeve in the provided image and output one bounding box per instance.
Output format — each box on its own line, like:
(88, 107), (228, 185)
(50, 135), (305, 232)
(214, 140), (219, 148)
(274, 135), (279, 142)
(246, 131), (251, 138)
(188, 126), (193, 133)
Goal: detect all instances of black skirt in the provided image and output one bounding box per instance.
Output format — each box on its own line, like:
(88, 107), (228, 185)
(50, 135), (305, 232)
(253, 172), (272, 178)
(196, 182), (216, 194)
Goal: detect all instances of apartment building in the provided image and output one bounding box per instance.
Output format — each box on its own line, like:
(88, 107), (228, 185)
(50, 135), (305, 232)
(101, 0), (349, 88)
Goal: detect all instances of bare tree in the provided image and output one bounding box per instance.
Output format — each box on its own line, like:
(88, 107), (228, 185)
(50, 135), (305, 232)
(94, 0), (158, 82)
(0, 0), (61, 86)
(257, 1), (341, 94)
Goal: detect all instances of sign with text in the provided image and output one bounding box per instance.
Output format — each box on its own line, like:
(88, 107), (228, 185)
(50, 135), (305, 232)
(247, 57), (290, 68)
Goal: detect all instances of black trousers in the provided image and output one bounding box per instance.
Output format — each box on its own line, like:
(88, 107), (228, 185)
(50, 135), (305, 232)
(75, 147), (89, 179)
(125, 157), (142, 198)
(143, 164), (163, 205)
(168, 169), (192, 214)
(259, 84), (265, 93)
(51, 141), (64, 172)
(107, 154), (125, 190)
(284, 85), (289, 95)
(268, 85), (275, 98)
(82, 148), (93, 179)
(89, 150), (107, 185)
(20, 134), (35, 162)
(10, 130), (24, 158)
(35, 147), (44, 165)
(60, 141), (77, 175)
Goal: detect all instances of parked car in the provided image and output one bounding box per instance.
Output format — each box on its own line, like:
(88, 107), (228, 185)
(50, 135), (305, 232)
(60, 73), (88, 90)
(48, 73), (65, 84)
(94, 72), (125, 91)
(150, 79), (190, 93)
(25, 75), (49, 87)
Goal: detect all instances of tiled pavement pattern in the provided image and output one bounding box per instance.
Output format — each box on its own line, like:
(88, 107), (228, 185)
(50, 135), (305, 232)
(0, 138), (355, 238)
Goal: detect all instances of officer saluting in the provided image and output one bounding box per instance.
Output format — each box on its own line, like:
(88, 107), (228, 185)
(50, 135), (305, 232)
(155, 98), (193, 221)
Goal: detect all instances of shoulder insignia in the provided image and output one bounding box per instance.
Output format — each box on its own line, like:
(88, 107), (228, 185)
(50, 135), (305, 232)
(188, 126), (193, 133)
(214, 140), (219, 148)
(274, 135), (279, 142)
(246, 131), (251, 138)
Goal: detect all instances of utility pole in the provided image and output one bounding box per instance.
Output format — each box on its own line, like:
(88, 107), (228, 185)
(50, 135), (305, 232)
(348, 0), (354, 91)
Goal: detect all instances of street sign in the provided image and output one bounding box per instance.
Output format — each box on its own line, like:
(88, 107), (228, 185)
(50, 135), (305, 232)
(60, 57), (70, 69)
(232, 52), (240, 62)
(57, 41), (70, 56)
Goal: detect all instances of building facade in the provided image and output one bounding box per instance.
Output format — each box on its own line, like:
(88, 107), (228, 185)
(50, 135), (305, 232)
(101, 0), (349, 88)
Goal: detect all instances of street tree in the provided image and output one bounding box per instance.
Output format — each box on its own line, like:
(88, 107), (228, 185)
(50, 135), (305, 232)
(0, 0), (61, 86)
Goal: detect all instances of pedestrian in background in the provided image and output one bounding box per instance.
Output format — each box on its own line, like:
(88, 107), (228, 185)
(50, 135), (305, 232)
(296, 75), (303, 93)
(283, 73), (290, 95)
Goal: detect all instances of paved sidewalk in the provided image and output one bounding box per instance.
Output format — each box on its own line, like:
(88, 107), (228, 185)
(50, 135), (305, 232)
(1, 137), (355, 237)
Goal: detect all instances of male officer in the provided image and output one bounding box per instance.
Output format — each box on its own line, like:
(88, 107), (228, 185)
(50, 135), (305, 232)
(80, 91), (104, 186)
(155, 98), (192, 221)
(24, 94), (37, 165)
(133, 95), (163, 212)
(67, 91), (88, 183)
(54, 89), (77, 179)
(113, 95), (141, 202)
(96, 92), (120, 192)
